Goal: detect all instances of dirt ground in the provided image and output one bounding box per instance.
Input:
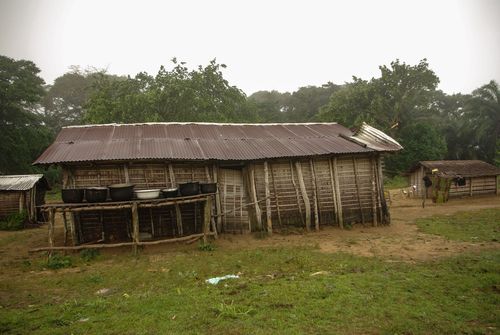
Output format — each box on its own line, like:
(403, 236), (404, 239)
(1, 192), (499, 263)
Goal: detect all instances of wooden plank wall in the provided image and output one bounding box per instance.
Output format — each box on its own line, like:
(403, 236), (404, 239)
(0, 191), (23, 219)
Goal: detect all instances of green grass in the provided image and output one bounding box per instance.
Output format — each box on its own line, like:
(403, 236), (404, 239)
(384, 175), (408, 190)
(1, 246), (499, 334)
(45, 185), (61, 202)
(416, 208), (500, 242)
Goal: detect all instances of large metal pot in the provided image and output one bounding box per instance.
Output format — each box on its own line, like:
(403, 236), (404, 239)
(108, 183), (134, 201)
(161, 188), (179, 198)
(200, 183), (217, 194)
(85, 187), (108, 203)
(179, 182), (200, 196)
(134, 189), (161, 200)
(61, 189), (84, 203)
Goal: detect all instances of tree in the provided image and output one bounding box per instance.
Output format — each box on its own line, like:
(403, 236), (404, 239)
(0, 55), (52, 174)
(465, 80), (500, 164)
(247, 90), (290, 122)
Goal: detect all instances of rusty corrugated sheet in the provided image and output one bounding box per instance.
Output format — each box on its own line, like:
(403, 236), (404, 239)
(417, 160), (500, 178)
(0, 175), (46, 191)
(349, 122), (403, 152)
(34, 123), (400, 165)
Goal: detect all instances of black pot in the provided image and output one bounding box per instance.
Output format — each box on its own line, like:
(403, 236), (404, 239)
(161, 187), (179, 198)
(85, 187), (108, 203)
(108, 183), (134, 201)
(200, 183), (217, 194)
(62, 189), (84, 203)
(179, 182), (200, 196)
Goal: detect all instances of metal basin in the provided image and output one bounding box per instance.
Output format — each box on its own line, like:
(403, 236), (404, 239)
(134, 189), (160, 200)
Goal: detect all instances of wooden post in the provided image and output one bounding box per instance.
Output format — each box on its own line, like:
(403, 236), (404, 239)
(375, 156), (384, 223)
(48, 208), (55, 256)
(269, 163), (282, 227)
(69, 213), (77, 246)
(331, 158), (344, 229)
(19, 193), (24, 213)
(203, 196), (212, 244)
(289, 161), (305, 226)
(496, 175), (499, 196)
(469, 177), (473, 197)
(213, 164), (223, 233)
(295, 161), (311, 232)
(249, 164), (262, 231)
(371, 159), (378, 227)
(123, 164), (130, 183)
(263, 161), (273, 235)
(352, 158), (365, 225)
(175, 204), (183, 236)
(131, 202), (139, 255)
(62, 212), (69, 246)
(309, 159), (320, 231)
(328, 158), (338, 225)
(168, 163), (176, 188)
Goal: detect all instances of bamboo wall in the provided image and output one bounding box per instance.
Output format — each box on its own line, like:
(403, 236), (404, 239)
(0, 186), (46, 223)
(62, 153), (386, 242)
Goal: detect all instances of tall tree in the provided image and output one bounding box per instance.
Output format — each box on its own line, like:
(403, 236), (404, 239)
(0, 55), (52, 174)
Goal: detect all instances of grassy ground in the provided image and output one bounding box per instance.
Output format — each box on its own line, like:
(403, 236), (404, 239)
(45, 185), (61, 202)
(1, 209), (499, 334)
(383, 175), (408, 190)
(416, 208), (500, 242)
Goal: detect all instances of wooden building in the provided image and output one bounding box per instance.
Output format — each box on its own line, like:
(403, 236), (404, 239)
(34, 122), (402, 245)
(0, 174), (50, 224)
(408, 160), (500, 199)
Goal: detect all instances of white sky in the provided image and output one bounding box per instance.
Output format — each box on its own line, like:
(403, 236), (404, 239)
(0, 0), (499, 95)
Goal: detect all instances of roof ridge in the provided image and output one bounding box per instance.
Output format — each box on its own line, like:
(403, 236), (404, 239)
(64, 122), (339, 129)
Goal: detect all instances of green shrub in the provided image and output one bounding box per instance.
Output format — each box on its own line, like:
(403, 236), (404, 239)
(0, 211), (27, 231)
(198, 242), (215, 251)
(46, 254), (72, 270)
(80, 249), (100, 262)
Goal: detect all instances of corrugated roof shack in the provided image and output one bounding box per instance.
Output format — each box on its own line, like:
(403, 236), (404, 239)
(409, 160), (500, 199)
(34, 122), (401, 245)
(0, 175), (50, 225)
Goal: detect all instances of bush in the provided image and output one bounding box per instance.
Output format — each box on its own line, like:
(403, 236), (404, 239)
(80, 249), (100, 262)
(0, 211), (27, 231)
(46, 254), (72, 270)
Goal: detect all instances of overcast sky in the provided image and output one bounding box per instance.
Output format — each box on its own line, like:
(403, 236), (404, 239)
(0, 0), (499, 95)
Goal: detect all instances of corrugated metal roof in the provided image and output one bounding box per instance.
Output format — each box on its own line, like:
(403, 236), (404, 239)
(411, 160), (500, 178)
(0, 175), (48, 191)
(34, 122), (401, 165)
(349, 122), (403, 152)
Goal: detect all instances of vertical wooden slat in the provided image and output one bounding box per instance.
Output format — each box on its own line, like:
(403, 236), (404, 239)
(63, 212), (68, 246)
(309, 159), (320, 231)
(213, 164), (223, 233)
(263, 161), (273, 235)
(249, 164), (262, 231)
(328, 158), (339, 225)
(269, 162), (282, 227)
(376, 156), (384, 223)
(124, 164), (130, 183)
(295, 161), (311, 231)
(352, 158), (365, 225)
(203, 196), (212, 244)
(371, 158), (378, 227)
(332, 157), (344, 229)
(469, 177), (473, 196)
(48, 208), (55, 256)
(290, 161), (305, 226)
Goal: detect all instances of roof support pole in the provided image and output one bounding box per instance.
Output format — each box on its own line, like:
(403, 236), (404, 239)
(249, 164), (262, 231)
(469, 177), (473, 197)
(290, 161), (305, 226)
(131, 202), (139, 255)
(371, 158), (378, 227)
(309, 159), (320, 231)
(269, 162), (282, 228)
(212, 164), (223, 233)
(332, 157), (344, 229)
(263, 161), (273, 235)
(295, 161), (311, 232)
(48, 208), (55, 257)
(352, 158), (365, 225)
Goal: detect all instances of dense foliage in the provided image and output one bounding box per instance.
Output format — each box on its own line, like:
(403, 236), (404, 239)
(0, 54), (498, 180)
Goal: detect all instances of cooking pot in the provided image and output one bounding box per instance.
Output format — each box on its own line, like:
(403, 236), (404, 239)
(179, 182), (200, 196)
(108, 183), (134, 201)
(61, 189), (84, 203)
(134, 189), (161, 200)
(200, 183), (217, 194)
(85, 187), (108, 203)
(161, 188), (179, 198)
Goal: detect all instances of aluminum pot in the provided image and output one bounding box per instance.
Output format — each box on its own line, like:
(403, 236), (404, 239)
(200, 183), (217, 194)
(134, 189), (161, 200)
(61, 189), (84, 203)
(179, 182), (200, 196)
(108, 183), (134, 201)
(161, 188), (179, 198)
(85, 187), (108, 203)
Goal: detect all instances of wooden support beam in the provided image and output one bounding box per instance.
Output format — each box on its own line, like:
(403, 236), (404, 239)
(330, 158), (344, 229)
(131, 202), (139, 255)
(18, 192), (24, 213)
(352, 158), (365, 225)
(29, 232), (217, 253)
(376, 156), (385, 223)
(269, 163), (282, 227)
(68, 213), (77, 246)
(249, 164), (262, 231)
(203, 196), (212, 244)
(263, 161), (273, 235)
(168, 163), (176, 188)
(204, 166), (218, 238)
(295, 161), (311, 232)
(469, 177), (473, 197)
(62, 212), (69, 246)
(48, 208), (55, 256)
(290, 161), (305, 226)
(175, 204), (183, 236)
(328, 158), (339, 225)
(309, 159), (320, 231)
(123, 164), (130, 183)
(371, 158), (378, 227)
(496, 175), (499, 196)
(213, 164), (223, 233)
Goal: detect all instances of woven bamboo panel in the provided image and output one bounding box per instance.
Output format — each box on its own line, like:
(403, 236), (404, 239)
(219, 168), (249, 233)
(0, 191), (22, 219)
(72, 165), (124, 188)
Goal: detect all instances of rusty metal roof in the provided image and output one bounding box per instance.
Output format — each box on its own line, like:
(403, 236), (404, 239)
(0, 174), (49, 191)
(34, 122), (401, 165)
(411, 160), (500, 178)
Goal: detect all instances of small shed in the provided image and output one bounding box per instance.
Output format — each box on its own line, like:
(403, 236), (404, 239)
(408, 160), (500, 199)
(0, 174), (50, 224)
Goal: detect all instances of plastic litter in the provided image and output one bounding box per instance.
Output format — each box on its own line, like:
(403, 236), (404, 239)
(205, 274), (239, 285)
